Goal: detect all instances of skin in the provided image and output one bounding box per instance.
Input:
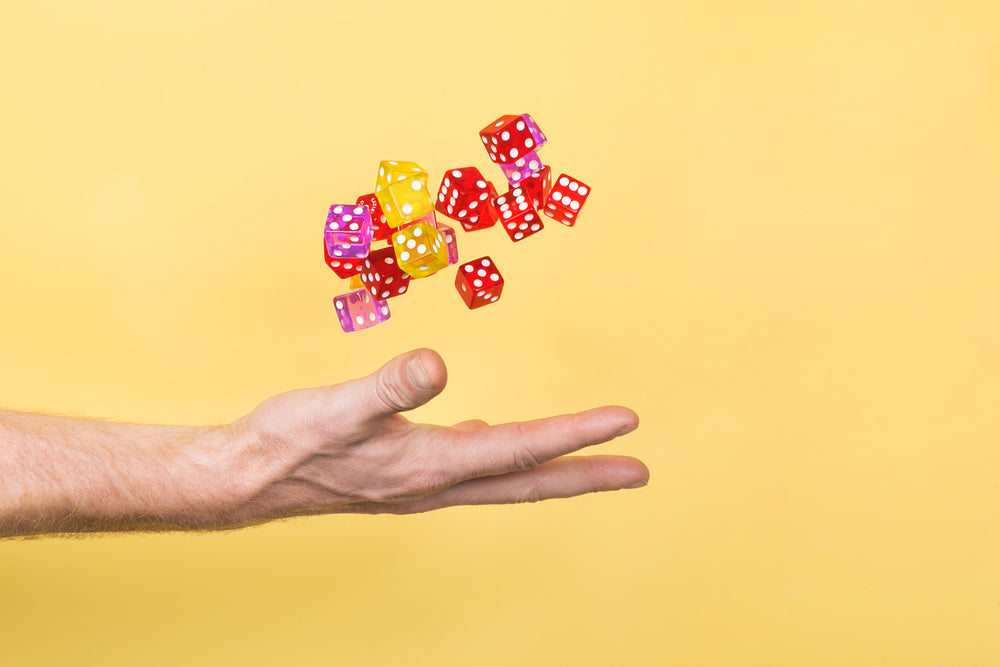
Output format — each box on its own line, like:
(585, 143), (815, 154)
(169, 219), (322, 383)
(0, 349), (647, 537)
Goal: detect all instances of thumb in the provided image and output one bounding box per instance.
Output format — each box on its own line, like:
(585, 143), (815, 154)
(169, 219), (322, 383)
(353, 348), (448, 420)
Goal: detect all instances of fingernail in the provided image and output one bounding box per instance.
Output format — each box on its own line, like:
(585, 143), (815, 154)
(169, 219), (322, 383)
(615, 423), (638, 438)
(625, 480), (648, 489)
(408, 355), (433, 390)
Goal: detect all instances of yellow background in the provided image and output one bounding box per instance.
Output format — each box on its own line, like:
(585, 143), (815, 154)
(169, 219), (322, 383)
(1, 1), (998, 664)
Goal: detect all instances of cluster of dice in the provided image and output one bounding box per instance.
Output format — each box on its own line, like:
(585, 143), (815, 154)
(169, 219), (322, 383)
(326, 113), (591, 333)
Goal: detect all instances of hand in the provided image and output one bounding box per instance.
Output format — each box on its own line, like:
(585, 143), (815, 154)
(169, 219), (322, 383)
(220, 349), (647, 525)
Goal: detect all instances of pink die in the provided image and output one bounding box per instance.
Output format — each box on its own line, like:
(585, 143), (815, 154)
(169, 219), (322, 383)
(435, 221), (460, 265)
(499, 150), (544, 186)
(543, 174), (590, 227)
(325, 204), (373, 259)
(333, 288), (390, 333)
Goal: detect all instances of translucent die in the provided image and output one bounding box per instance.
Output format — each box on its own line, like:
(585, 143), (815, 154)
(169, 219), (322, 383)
(391, 221), (448, 278)
(543, 173), (591, 227)
(455, 256), (504, 309)
(324, 204), (373, 259)
(375, 177), (434, 229)
(333, 288), (390, 333)
(360, 246), (411, 300)
(375, 160), (428, 190)
(499, 150), (543, 186)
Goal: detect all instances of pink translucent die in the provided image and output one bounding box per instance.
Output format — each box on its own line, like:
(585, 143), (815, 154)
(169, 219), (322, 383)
(333, 288), (390, 333)
(325, 204), (373, 259)
(499, 150), (543, 186)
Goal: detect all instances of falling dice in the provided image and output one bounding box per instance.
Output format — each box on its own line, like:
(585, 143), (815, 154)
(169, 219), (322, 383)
(392, 218), (449, 278)
(435, 167), (500, 232)
(455, 256), (503, 309)
(374, 160), (434, 228)
(520, 113), (547, 150)
(519, 165), (552, 208)
(360, 245), (412, 300)
(480, 114), (543, 165)
(333, 288), (390, 333)
(356, 193), (392, 243)
(544, 174), (590, 226)
(495, 186), (544, 242)
(325, 204), (373, 260)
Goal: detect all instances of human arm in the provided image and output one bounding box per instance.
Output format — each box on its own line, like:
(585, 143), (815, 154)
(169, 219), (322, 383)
(0, 349), (647, 537)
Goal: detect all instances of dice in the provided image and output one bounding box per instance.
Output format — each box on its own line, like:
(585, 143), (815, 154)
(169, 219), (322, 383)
(543, 174), (590, 226)
(355, 193), (392, 243)
(391, 217), (449, 278)
(455, 256), (503, 309)
(480, 114), (543, 165)
(519, 165), (552, 208)
(495, 186), (544, 242)
(520, 113), (547, 150)
(325, 204), (373, 260)
(360, 245), (412, 300)
(374, 160), (434, 228)
(435, 167), (500, 232)
(333, 288), (390, 333)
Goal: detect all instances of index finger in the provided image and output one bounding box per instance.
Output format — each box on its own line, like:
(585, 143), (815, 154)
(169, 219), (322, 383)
(437, 406), (639, 484)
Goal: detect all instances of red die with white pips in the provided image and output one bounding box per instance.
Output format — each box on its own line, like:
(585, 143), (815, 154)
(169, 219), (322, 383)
(479, 114), (540, 165)
(495, 186), (544, 242)
(455, 256), (503, 309)
(543, 173), (590, 227)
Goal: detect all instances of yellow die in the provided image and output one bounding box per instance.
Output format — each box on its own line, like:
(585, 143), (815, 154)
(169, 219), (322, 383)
(375, 160), (428, 190)
(348, 274), (364, 290)
(392, 220), (448, 278)
(375, 160), (433, 228)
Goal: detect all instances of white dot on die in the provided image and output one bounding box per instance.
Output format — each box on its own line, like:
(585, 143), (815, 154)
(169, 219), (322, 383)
(491, 296), (498, 302)
(355, 315), (364, 325)
(410, 180), (421, 191)
(570, 201), (580, 210)
(396, 234), (405, 244)
(381, 306), (389, 315)
(512, 171), (521, 181)
(401, 204), (413, 214)
(353, 206), (364, 215)
(525, 138), (533, 148)
(464, 265), (473, 272)
(335, 300), (343, 309)
(368, 313), (376, 322)
(400, 251), (410, 261)
(516, 120), (525, 131)
(552, 192), (563, 202)
(482, 258), (491, 266)
(416, 244), (426, 254)
(452, 170), (462, 178)
(569, 182), (579, 192)
(413, 227), (423, 237)
(490, 273), (499, 281)
(501, 131), (510, 141)
(334, 206), (343, 214)
(530, 224), (541, 231)
(477, 269), (487, 277)
(510, 148), (519, 158)
(381, 291), (390, 298)
(559, 176), (569, 186)
(473, 279), (483, 287)
(578, 186), (588, 196)
(507, 222), (516, 230)
(398, 286), (406, 293)
(406, 239), (416, 249)
(514, 232), (524, 240)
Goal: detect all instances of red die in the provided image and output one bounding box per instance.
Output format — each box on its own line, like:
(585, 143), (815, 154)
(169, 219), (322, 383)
(520, 165), (552, 209)
(360, 246), (411, 300)
(324, 241), (364, 279)
(543, 174), (590, 227)
(480, 114), (537, 165)
(435, 167), (499, 232)
(455, 256), (503, 309)
(356, 193), (392, 243)
(495, 186), (544, 242)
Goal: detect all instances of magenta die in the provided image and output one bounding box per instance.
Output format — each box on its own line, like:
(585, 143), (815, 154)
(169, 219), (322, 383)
(520, 113), (547, 150)
(500, 150), (544, 186)
(435, 221), (459, 265)
(325, 204), (373, 260)
(333, 287), (390, 333)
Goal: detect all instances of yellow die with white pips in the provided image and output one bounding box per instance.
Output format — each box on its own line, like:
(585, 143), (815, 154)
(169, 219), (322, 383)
(374, 160), (434, 228)
(392, 218), (449, 278)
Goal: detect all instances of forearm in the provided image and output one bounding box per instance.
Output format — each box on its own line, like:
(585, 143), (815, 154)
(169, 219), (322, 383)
(0, 409), (241, 537)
